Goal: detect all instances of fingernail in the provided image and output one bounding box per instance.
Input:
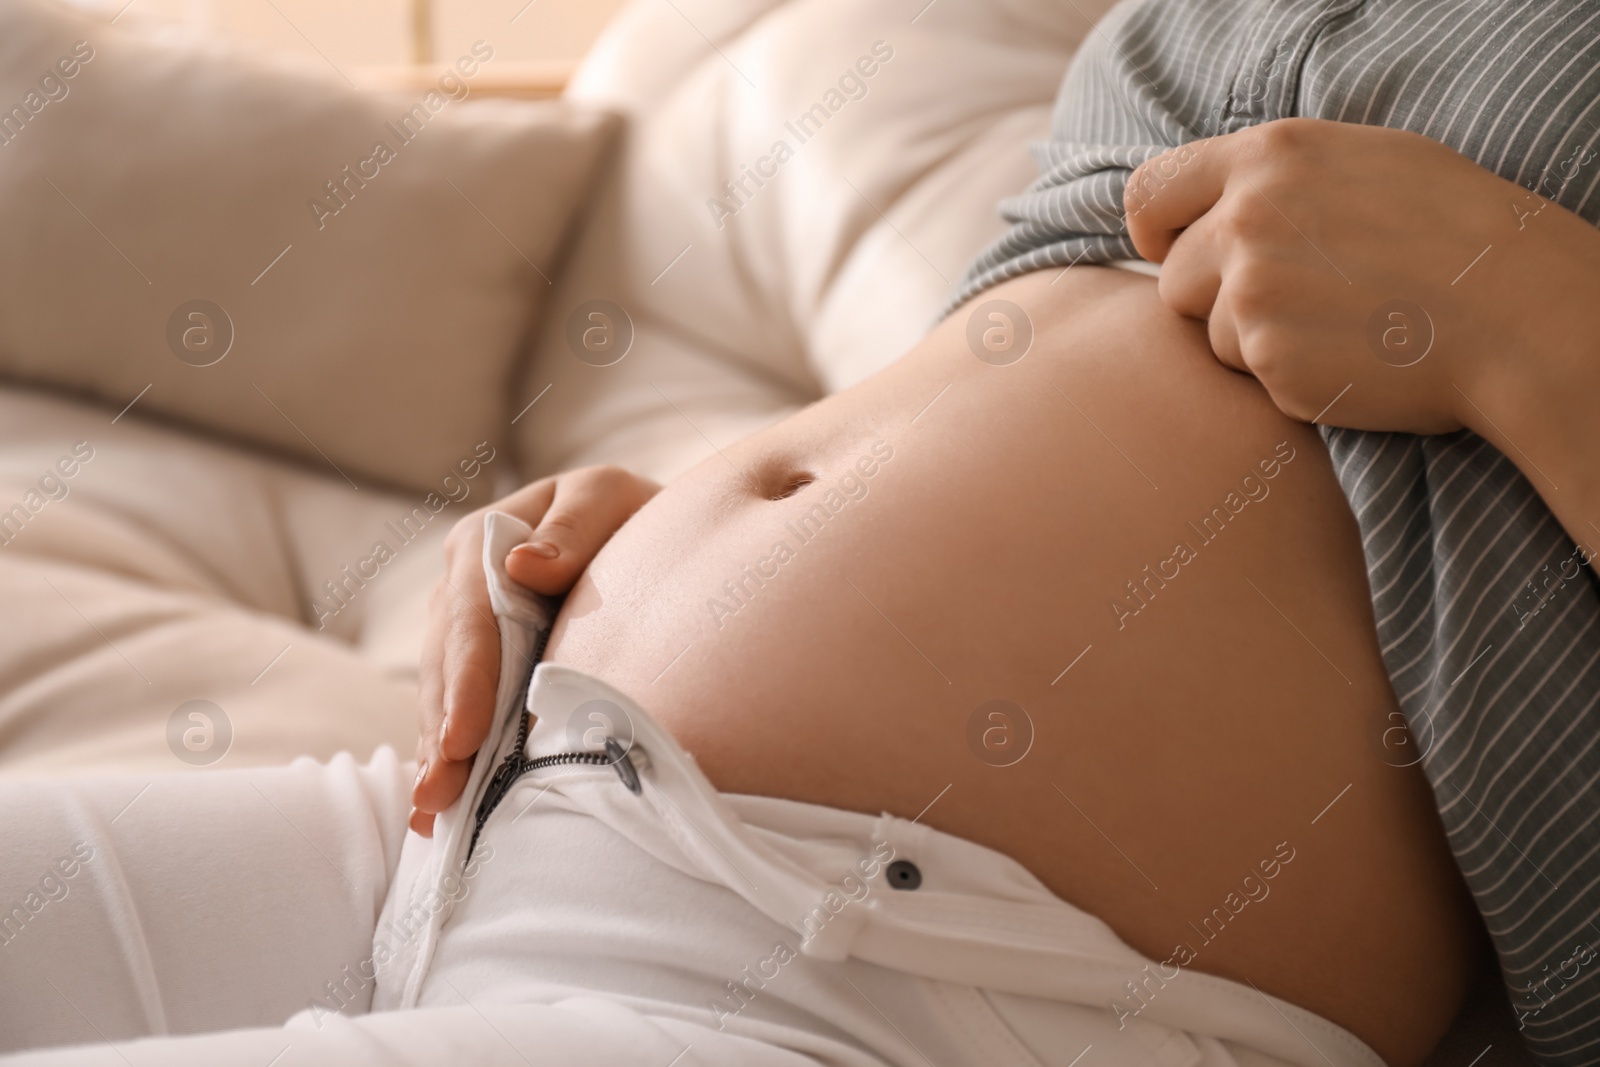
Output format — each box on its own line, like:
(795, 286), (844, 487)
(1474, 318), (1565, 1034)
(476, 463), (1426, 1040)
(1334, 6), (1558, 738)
(518, 541), (560, 559)
(414, 760), (429, 789)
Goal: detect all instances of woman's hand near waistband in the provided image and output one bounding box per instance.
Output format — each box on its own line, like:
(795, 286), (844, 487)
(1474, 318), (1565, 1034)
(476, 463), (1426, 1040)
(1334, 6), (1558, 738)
(410, 465), (661, 836)
(1124, 116), (1600, 552)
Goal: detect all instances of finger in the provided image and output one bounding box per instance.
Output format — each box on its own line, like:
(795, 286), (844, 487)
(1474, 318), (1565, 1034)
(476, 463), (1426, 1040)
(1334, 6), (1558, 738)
(487, 475), (558, 528)
(506, 467), (659, 596)
(1124, 134), (1244, 263)
(413, 753), (474, 815)
(415, 584), (450, 771)
(412, 519), (500, 783)
(1155, 213), (1225, 321)
(1205, 296), (1247, 373)
(436, 570), (502, 762)
(410, 808), (435, 837)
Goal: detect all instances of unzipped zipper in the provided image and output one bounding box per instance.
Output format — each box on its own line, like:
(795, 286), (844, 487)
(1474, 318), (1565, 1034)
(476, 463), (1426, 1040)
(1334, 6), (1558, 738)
(469, 645), (641, 858)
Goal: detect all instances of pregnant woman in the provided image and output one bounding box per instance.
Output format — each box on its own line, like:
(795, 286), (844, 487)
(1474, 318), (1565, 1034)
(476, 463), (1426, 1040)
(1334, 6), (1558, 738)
(1, 258), (1475, 1066)
(418, 0), (1600, 1059)
(5, 0), (1599, 1064)
(413, 260), (1482, 1067)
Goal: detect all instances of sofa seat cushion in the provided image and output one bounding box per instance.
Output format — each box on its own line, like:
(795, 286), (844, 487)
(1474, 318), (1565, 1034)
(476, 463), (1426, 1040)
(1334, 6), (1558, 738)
(0, 553), (419, 776)
(0, 386), (490, 773)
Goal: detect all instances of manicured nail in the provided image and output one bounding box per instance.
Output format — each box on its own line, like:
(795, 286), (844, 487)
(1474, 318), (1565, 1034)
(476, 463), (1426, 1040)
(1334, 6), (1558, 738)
(519, 541), (560, 559)
(414, 760), (429, 789)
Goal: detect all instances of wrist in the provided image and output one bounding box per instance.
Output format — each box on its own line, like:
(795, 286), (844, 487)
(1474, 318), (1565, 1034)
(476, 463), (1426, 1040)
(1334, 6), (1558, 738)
(1457, 208), (1600, 510)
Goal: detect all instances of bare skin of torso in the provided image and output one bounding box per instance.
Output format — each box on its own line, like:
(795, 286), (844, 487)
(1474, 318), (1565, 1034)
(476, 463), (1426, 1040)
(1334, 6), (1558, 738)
(543, 267), (1480, 1066)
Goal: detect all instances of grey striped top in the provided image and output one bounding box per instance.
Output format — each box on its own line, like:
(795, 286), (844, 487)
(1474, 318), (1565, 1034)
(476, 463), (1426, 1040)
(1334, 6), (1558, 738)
(953, 0), (1600, 1060)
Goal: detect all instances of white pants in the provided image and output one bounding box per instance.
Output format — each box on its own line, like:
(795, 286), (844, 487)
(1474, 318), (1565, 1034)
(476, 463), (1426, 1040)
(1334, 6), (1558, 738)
(0, 514), (1382, 1067)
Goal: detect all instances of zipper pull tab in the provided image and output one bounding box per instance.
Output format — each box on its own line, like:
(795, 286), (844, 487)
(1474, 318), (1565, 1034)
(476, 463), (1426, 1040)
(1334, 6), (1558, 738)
(476, 748), (528, 826)
(605, 738), (642, 795)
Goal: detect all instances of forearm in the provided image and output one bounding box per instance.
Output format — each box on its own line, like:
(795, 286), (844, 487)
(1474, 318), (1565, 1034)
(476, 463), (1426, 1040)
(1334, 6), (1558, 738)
(1458, 208), (1600, 560)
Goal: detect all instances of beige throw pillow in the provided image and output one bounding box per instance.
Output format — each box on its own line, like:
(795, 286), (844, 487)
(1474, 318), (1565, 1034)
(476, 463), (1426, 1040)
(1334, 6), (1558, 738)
(0, 0), (617, 492)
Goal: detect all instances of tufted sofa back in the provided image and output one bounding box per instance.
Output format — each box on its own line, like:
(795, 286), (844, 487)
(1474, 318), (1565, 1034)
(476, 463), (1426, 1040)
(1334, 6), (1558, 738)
(513, 0), (1120, 481)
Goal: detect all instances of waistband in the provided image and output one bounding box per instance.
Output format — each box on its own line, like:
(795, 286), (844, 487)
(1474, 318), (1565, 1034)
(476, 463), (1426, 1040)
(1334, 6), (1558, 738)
(371, 511), (1381, 1067)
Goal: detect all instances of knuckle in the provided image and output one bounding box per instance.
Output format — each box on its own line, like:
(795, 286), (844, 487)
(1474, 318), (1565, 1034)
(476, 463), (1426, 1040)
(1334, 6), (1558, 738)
(1229, 289), (1268, 325)
(1124, 159), (1169, 218)
(1238, 337), (1277, 379)
(536, 511), (584, 539)
(1207, 318), (1237, 363)
(579, 464), (631, 494)
(1224, 261), (1275, 318)
(1156, 270), (1203, 317)
(1238, 328), (1293, 385)
(441, 514), (475, 554)
(1124, 158), (1151, 195)
(1214, 195), (1273, 244)
(1252, 118), (1307, 156)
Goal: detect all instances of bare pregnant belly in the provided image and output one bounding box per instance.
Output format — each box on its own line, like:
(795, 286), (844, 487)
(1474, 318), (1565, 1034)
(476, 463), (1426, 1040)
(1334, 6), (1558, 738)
(544, 267), (1475, 1063)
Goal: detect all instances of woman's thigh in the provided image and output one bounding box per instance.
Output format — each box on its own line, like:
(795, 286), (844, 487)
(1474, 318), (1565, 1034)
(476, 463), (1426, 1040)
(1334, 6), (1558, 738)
(0, 751), (409, 1053)
(547, 267), (1478, 1062)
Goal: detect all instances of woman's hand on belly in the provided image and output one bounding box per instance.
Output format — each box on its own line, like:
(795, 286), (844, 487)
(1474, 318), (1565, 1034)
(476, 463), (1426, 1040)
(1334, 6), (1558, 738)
(1127, 118), (1600, 561)
(410, 465), (659, 836)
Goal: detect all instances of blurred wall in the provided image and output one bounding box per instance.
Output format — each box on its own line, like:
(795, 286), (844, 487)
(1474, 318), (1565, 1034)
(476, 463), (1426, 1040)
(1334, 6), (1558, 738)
(64, 0), (626, 67)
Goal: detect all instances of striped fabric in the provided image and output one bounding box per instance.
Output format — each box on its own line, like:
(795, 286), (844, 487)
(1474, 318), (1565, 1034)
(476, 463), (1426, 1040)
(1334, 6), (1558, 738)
(951, 0), (1600, 1059)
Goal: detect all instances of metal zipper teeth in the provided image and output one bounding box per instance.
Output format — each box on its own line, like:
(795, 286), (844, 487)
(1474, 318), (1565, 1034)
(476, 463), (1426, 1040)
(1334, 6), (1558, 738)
(524, 750), (612, 771)
(468, 635), (547, 858)
(469, 746), (619, 858)
(468, 630), (647, 858)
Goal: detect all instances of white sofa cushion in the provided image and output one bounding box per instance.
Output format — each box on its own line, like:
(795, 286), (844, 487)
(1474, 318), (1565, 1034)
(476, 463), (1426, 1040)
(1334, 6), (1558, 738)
(0, 0), (616, 494)
(512, 0), (1119, 481)
(0, 387), (441, 775)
